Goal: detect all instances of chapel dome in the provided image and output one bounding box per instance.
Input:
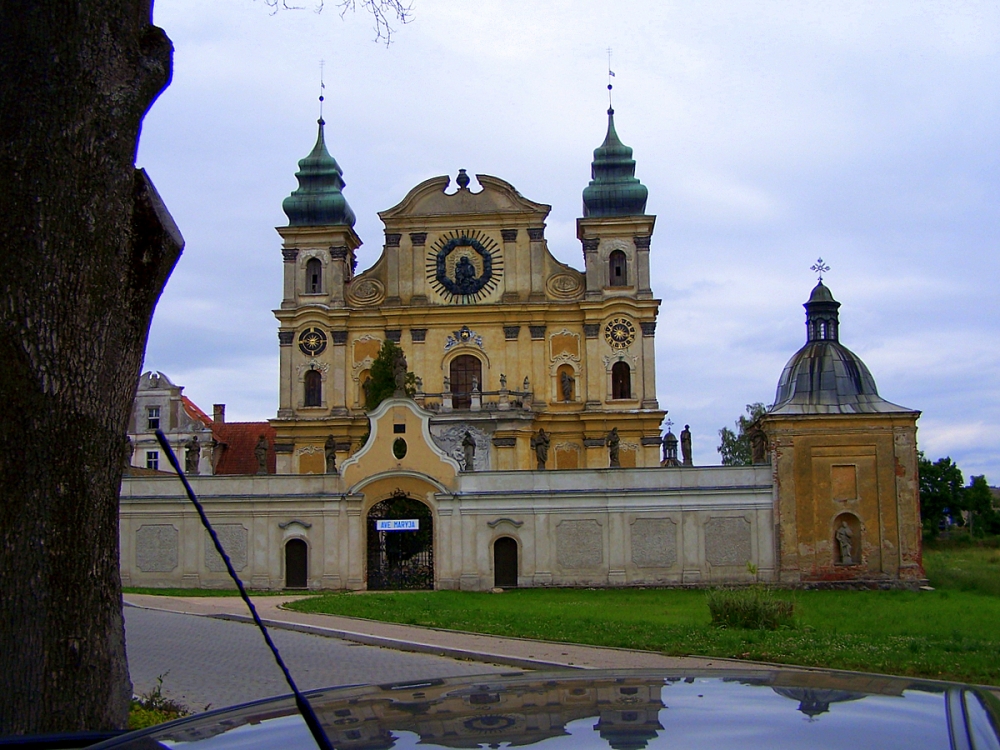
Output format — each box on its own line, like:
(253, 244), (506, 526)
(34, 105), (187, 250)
(282, 118), (356, 227)
(770, 281), (911, 415)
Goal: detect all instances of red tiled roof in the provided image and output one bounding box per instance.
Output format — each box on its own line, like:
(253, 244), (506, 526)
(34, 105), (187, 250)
(211, 422), (277, 476)
(182, 396), (213, 428)
(124, 466), (173, 477)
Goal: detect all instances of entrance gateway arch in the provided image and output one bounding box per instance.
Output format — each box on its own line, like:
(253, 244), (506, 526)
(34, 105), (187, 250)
(366, 491), (434, 590)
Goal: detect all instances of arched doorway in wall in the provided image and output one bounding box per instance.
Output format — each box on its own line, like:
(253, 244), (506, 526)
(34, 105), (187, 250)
(493, 537), (518, 588)
(285, 539), (308, 589)
(450, 354), (482, 409)
(367, 492), (434, 590)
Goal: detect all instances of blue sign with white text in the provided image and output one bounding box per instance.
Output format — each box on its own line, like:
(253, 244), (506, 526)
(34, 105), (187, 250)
(375, 519), (420, 531)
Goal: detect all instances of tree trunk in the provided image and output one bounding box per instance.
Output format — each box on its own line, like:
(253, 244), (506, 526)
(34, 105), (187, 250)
(0, 1), (180, 735)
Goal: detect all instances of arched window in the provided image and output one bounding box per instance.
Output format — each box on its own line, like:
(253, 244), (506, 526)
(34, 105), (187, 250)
(611, 361), (631, 400)
(609, 250), (627, 287)
(304, 369), (322, 407)
(449, 354), (482, 409)
(305, 257), (323, 294)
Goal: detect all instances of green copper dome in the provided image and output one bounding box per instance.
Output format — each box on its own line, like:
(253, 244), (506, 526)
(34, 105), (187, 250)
(282, 118), (356, 227)
(582, 108), (648, 217)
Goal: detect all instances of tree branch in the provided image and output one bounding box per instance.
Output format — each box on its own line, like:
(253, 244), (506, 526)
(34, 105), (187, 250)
(259, 0), (413, 44)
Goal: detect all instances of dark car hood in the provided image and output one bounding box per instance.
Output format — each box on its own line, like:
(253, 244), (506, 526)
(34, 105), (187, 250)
(90, 668), (1000, 750)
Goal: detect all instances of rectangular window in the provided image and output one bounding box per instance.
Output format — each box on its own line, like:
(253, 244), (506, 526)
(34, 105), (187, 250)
(147, 406), (160, 430)
(145, 451), (159, 470)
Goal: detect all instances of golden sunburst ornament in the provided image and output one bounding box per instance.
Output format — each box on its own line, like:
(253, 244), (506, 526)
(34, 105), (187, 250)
(604, 317), (636, 350)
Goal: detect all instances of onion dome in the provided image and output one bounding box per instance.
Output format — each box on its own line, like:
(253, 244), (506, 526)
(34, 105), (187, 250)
(282, 118), (356, 227)
(770, 282), (910, 414)
(582, 108), (648, 217)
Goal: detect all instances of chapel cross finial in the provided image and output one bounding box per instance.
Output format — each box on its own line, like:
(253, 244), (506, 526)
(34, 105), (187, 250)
(811, 257), (830, 281)
(665, 418), (674, 432)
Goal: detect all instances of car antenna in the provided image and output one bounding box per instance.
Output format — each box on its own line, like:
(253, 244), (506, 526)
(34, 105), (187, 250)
(155, 430), (334, 750)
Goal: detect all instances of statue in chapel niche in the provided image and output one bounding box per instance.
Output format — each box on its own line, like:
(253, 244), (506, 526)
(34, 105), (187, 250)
(560, 370), (574, 402)
(531, 428), (550, 469)
(185, 435), (200, 474)
(836, 521), (854, 565)
(749, 423), (768, 465)
(325, 435), (337, 475)
(462, 431), (476, 472)
(255, 435), (268, 475)
(608, 427), (620, 468)
(681, 425), (693, 466)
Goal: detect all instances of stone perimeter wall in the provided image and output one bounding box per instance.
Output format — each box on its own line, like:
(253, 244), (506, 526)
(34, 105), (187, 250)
(120, 466), (774, 591)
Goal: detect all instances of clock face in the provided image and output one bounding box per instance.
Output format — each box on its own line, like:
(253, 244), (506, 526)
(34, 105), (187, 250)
(298, 327), (327, 356)
(426, 229), (503, 303)
(604, 317), (636, 350)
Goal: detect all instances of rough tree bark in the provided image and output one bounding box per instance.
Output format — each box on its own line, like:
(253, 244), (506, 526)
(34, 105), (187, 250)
(0, 1), (181, 735)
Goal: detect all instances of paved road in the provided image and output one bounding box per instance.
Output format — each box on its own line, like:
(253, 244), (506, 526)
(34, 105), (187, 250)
(124, 605), (511, 712)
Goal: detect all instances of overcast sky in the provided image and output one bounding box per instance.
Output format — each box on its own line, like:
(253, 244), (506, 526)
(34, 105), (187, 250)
(138, 0), (1000, 481)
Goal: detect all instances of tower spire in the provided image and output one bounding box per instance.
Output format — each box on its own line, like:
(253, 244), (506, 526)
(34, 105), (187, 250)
(282, 98), (356, 227)
(581, 71), (647, 218)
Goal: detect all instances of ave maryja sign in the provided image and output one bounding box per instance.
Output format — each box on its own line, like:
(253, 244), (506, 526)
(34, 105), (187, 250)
(375, 519), (420, 531)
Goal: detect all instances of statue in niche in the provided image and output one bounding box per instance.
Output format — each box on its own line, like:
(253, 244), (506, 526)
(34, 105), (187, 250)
(531, 428), (550, 469)
(560, 370), (574, 402)
(749, 424), (768, 464)
(255, 435), (268, 475)
(185, 435), (200, 474)
(324, 435), (337, 474)
(608, 427), (620, 468)
(680, 425), (693, 466)
(392, 348), (408, 396)
(462, 431), (476, 472)
(836, 521), (854, 565)
(499, 373), (507, 390)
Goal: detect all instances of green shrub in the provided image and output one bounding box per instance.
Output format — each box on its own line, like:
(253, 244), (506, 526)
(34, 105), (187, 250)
(706, 586), (795, 630)
(128, 673), (190, 730)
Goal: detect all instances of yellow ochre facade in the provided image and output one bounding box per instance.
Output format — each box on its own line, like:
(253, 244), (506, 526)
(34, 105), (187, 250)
(272, 112), (665, 475)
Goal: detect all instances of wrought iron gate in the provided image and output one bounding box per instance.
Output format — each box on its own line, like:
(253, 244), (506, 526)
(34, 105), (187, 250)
(366, 493), (434, 590)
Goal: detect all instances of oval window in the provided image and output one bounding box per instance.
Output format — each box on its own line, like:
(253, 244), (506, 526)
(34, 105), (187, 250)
(392, 438), (407, 459)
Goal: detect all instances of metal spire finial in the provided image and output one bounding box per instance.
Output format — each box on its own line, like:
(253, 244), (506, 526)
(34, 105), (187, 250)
(811, 257), (830, 281)
(318, 60), (326, 122)
(606, 47), (615, 112)
(665, 417), (674, 432)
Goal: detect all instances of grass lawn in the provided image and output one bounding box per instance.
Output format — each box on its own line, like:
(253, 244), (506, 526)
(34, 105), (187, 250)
(286, 543), (1000, 685)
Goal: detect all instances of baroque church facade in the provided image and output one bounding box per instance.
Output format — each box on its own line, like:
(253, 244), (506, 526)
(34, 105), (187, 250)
(272, 109), (663, 474)
(119, 108), (924, 591)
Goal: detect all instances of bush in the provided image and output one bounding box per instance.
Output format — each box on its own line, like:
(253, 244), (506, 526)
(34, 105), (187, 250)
(706, 586), (795, 630)
(128, 673), (190, 730)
